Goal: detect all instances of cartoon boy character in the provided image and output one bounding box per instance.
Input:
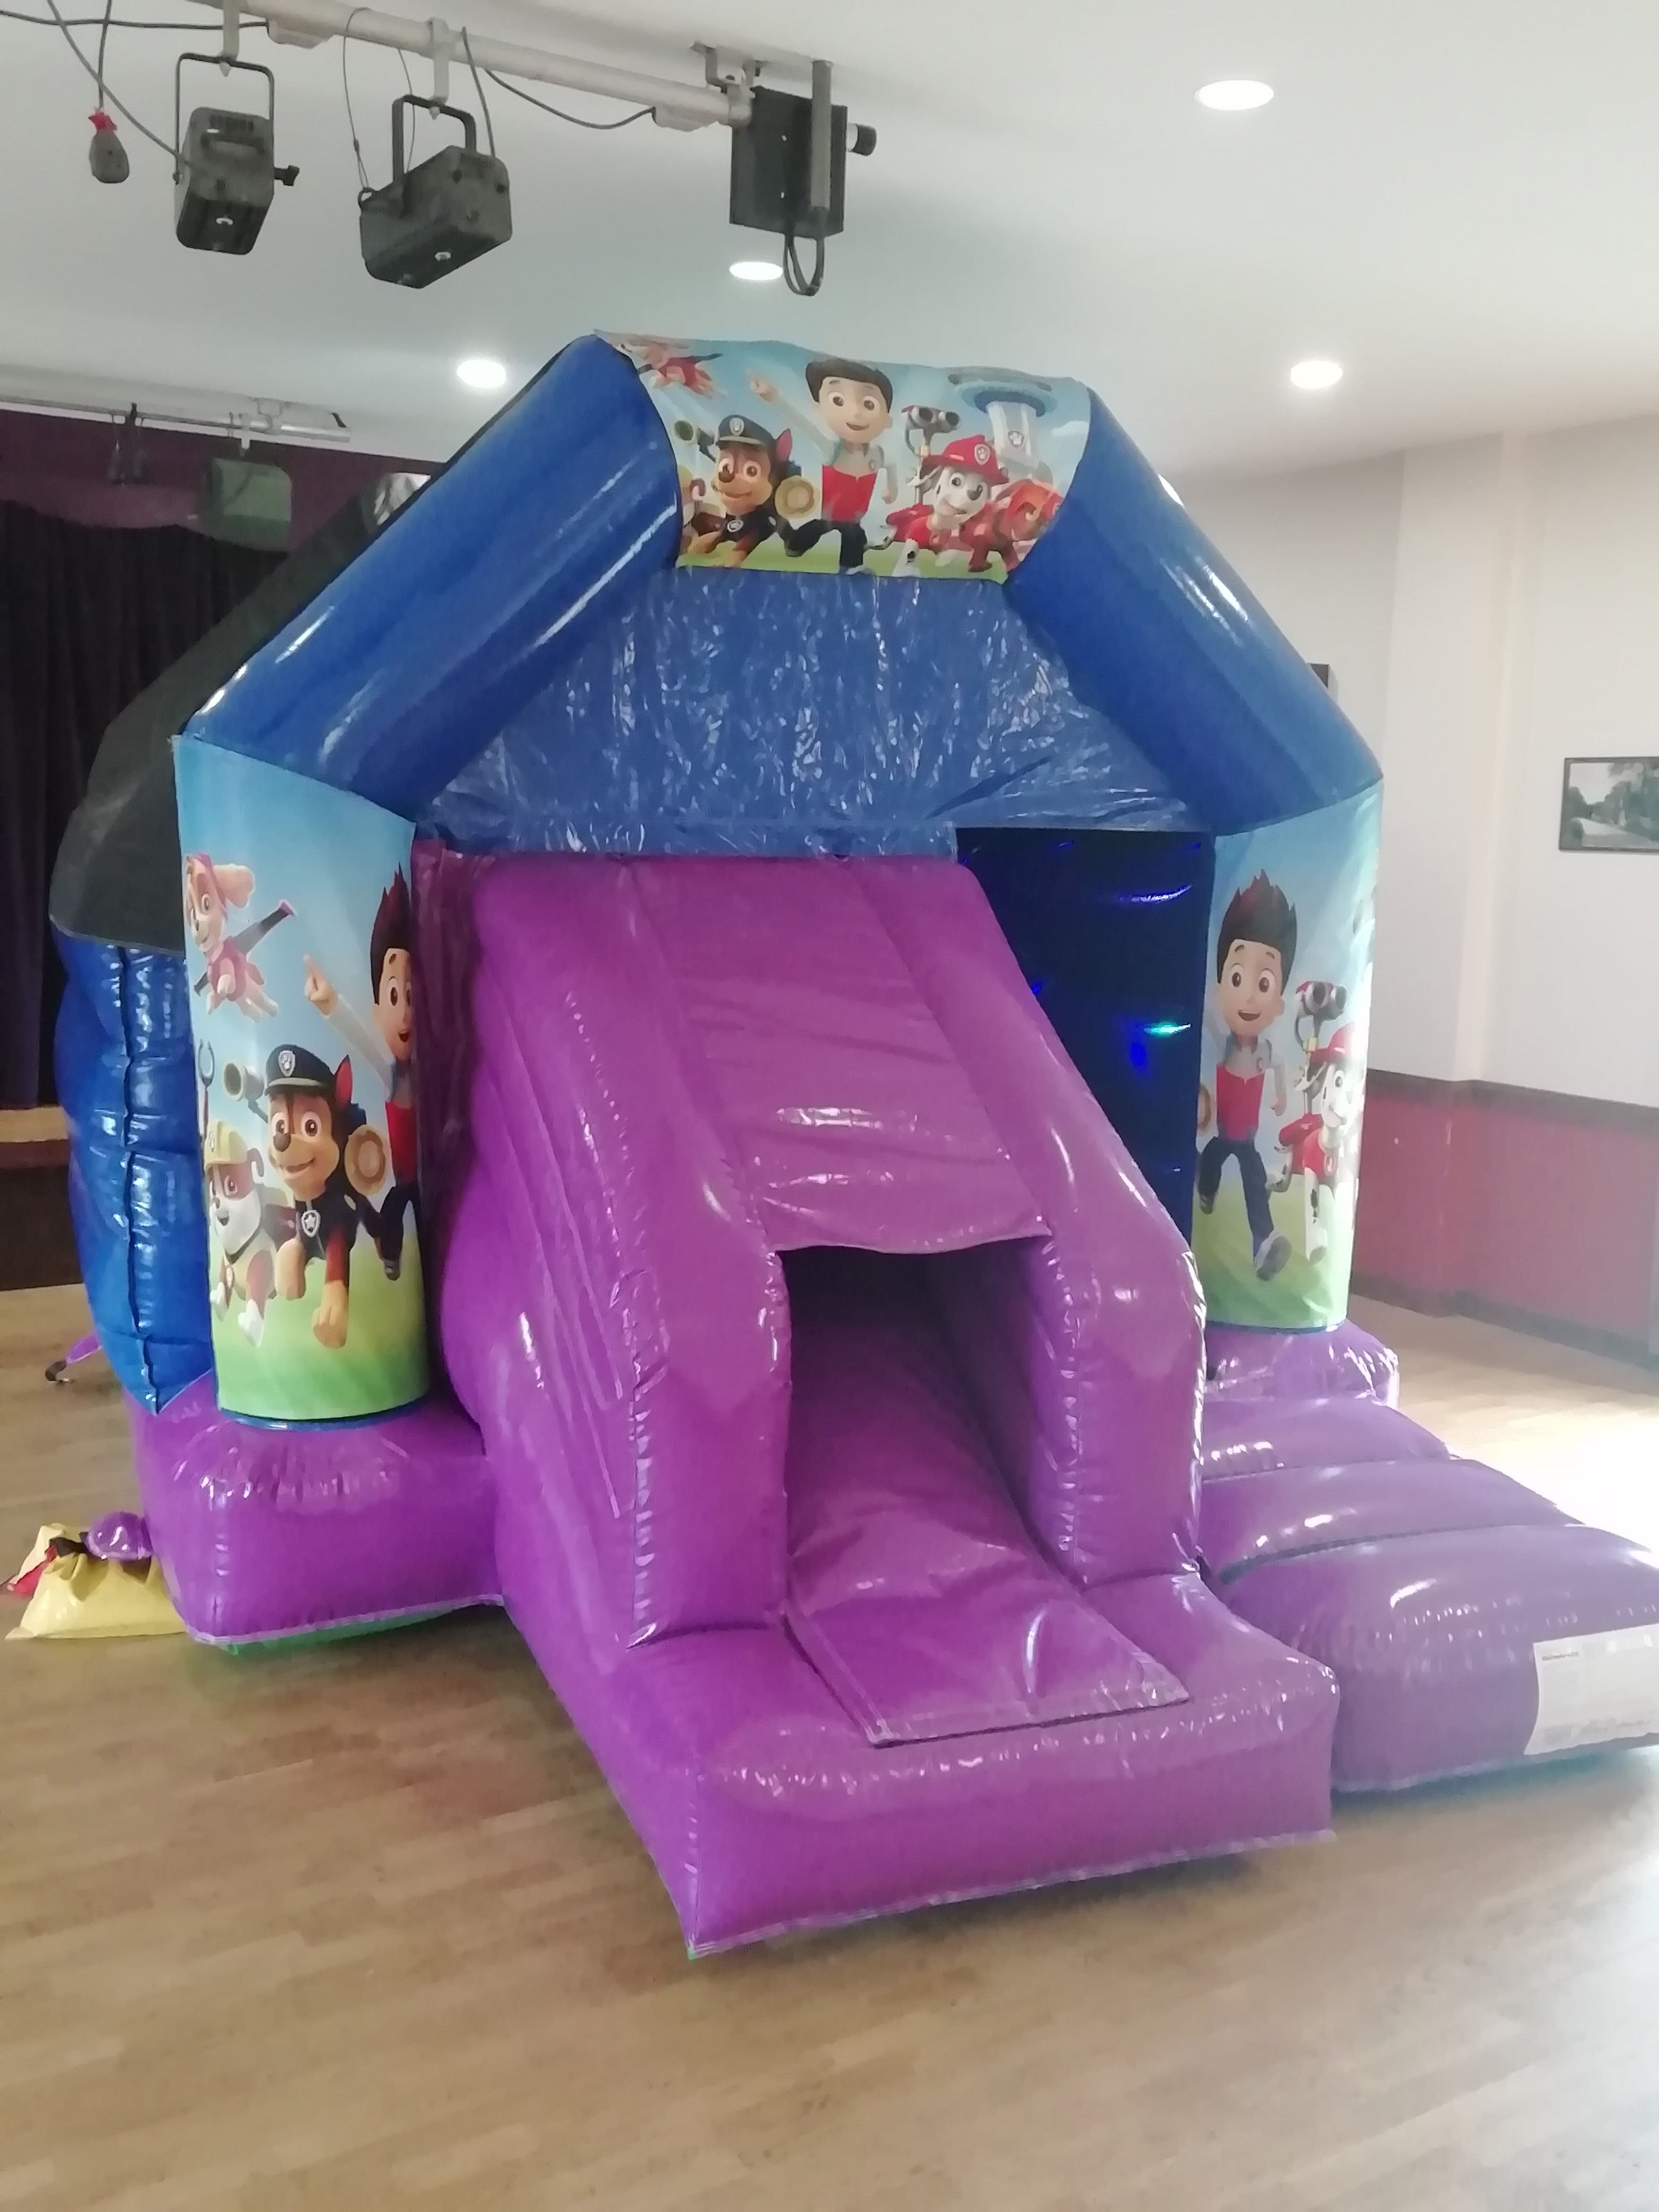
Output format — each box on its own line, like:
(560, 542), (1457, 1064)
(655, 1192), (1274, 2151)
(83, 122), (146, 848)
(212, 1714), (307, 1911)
(748, 356), (899, 571)
(303, 868), (417, 1277)
(681, 415), (801, 564)
(1199, 872), (1295, 1280)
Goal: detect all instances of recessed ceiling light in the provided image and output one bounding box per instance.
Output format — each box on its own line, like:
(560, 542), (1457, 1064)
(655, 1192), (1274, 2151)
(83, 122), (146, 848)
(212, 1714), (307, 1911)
(1196, 79), (1274, 112)
(456, 356), (508, 392)
(730, 258), (783, 283)
(1158, 475), (1184, 506)
(1289, 357), (1344, 392)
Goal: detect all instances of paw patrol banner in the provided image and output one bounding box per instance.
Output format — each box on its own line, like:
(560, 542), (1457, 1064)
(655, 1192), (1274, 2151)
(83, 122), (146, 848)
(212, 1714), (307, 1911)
(1193, 786), (1381, 1331)
(608, 336), (1091, 580)
(174, 738), (428, 1421)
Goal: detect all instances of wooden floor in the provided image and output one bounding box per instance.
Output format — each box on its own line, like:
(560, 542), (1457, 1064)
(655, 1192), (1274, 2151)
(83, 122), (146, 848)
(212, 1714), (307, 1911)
(4, 1285), (1659, 2211)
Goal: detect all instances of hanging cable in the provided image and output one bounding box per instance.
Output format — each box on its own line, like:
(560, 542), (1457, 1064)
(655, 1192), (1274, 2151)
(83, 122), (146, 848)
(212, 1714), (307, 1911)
(341, 7), (423, 190)
(0, 9), (259, 23)
(93, 0), (112, 100)
(783, 224), (825, 298)
(481, 66), (648, 130)
(339, 0), (368, 189)
(397, 43), (416, 164)
(459, 23), (492, 154)
(41, 0), (173, 153)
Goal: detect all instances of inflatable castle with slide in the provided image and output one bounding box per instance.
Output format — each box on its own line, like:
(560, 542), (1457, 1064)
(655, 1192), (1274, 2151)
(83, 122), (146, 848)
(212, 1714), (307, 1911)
(48, 334), (1659, 1952)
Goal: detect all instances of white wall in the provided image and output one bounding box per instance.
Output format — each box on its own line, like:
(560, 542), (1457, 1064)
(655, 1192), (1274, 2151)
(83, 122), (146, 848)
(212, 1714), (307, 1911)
(1184, 456), (1403, 756)
(1486, 420), (1659, 1105)
(1185, 418), (1659, 1108)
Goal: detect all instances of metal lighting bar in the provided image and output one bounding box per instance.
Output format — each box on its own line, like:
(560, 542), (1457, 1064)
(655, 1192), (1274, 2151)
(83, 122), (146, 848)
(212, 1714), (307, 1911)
(247, 0), (753, 128)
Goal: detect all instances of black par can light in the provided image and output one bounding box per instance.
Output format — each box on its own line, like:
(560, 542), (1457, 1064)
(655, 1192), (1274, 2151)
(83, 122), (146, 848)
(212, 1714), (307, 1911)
(173, 55), (297, 255)
(359, 98), (512, 288)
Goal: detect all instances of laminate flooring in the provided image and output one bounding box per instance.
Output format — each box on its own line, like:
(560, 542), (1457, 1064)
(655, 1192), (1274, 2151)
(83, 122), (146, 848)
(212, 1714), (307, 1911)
(4, 1283), (1658, 2211)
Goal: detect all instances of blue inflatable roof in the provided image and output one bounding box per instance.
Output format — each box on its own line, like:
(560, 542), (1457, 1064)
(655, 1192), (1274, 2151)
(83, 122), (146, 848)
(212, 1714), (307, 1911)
(185, 335), (1379, 847)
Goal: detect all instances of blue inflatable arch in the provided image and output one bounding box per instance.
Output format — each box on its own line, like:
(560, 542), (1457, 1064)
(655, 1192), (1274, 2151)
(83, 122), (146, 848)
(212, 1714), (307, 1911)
(186, 334), (1376, 832)
(57, 331), (1381, 1405)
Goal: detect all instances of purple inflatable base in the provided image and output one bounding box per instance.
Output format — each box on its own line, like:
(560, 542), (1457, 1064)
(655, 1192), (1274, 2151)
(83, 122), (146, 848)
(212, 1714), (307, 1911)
(1199, 1381), (1659, 1792)
(1206, 1319), (1400, 1407)
(493, 1460), (1338, 1954)
(127, 1377), (500, 1646)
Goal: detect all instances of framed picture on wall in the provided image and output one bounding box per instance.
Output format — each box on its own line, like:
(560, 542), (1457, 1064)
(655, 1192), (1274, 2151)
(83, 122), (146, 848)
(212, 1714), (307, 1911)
(1560, 757), (1659, 851)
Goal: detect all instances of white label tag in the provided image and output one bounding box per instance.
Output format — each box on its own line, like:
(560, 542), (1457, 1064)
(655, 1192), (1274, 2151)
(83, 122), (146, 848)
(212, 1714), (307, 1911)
(1527, 1624), (1659, 1757)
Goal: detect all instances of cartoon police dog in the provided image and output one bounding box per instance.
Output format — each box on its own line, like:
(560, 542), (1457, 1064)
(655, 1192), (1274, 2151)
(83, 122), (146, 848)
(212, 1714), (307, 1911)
(263, 1045), (387, 1350)
(203, 1119), (290, 1346)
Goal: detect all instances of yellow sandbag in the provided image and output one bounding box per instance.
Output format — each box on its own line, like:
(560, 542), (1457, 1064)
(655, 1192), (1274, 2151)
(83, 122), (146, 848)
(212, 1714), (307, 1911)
(7, 1545), (183, 1641)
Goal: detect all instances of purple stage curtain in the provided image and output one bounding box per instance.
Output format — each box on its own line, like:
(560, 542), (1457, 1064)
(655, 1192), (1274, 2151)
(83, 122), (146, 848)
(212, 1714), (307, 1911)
(0, 502), (276, 1105)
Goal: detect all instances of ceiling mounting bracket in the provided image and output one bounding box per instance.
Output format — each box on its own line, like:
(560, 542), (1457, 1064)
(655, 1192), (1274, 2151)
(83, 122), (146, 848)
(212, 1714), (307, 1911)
(426, 16), (451, 112)
(691, 40), (757, 124)
(219, 0), (239, 70)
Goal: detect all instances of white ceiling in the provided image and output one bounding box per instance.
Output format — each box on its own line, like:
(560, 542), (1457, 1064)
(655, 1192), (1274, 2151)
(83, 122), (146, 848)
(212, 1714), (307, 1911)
(7, 0), (1659, 477)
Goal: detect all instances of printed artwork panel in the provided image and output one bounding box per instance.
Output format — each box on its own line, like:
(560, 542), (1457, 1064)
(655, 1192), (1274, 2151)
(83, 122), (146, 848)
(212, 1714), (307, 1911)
(609, 335), (1091, 581)
(1193, 787), (1381, 1330)
(174, 738), (428, 1420)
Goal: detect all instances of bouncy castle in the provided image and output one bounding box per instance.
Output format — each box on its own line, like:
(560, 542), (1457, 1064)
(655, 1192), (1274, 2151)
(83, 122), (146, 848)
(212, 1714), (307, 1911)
(49, 334), (1659, 1952)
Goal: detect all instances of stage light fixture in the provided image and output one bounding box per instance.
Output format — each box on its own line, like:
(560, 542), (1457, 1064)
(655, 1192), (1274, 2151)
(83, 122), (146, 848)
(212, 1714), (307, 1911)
(197, 454), (294, 549)
(173, 54), (298, 255)
(727, 62), (875, 297)
(359, 97), (511, 288)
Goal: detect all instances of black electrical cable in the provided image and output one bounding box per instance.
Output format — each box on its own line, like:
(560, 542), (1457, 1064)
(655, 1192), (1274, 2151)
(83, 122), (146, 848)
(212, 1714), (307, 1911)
(40, 0), (174, 152)
(481, 66), (648, 130)
(459, 24), (493, 155)
(783, 223), (826, 298)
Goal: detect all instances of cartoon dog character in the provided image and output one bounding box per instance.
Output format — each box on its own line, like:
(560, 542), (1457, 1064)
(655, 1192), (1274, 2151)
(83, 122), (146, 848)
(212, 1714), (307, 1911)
(1278, 1026), (1361, 1262)
(886, 434), (1009, 571)
(263, 1046), (386, 1350)
(183, 854), (293, 1021)
(303, 868), (420, 1280)
(611, 334), (719, 398)
(203, 1119), (290, 1346)
(680, 413), (803, 564)
(973, 477), (1064, 572)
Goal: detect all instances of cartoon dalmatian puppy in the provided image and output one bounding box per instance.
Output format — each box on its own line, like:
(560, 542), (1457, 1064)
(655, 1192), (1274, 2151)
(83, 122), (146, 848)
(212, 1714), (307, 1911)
(885, 434), (1009, 572)
(1278, 1026), (1362, 1262)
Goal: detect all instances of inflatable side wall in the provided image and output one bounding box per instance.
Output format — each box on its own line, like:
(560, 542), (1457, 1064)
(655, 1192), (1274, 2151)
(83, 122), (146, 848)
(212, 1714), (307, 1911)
(54, 933), (209, 1407)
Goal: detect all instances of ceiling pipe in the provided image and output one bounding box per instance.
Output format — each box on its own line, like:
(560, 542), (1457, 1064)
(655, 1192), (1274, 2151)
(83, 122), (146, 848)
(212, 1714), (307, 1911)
(252, 0), (753, 129)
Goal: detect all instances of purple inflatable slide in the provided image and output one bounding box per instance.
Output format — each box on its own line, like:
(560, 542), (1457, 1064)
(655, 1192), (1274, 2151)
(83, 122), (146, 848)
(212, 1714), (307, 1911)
(126, 851), (1659, 1948)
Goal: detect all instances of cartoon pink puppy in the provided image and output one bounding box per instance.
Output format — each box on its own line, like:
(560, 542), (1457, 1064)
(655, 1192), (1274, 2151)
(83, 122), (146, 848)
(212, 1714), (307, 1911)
(183, 853), (293, 1021)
